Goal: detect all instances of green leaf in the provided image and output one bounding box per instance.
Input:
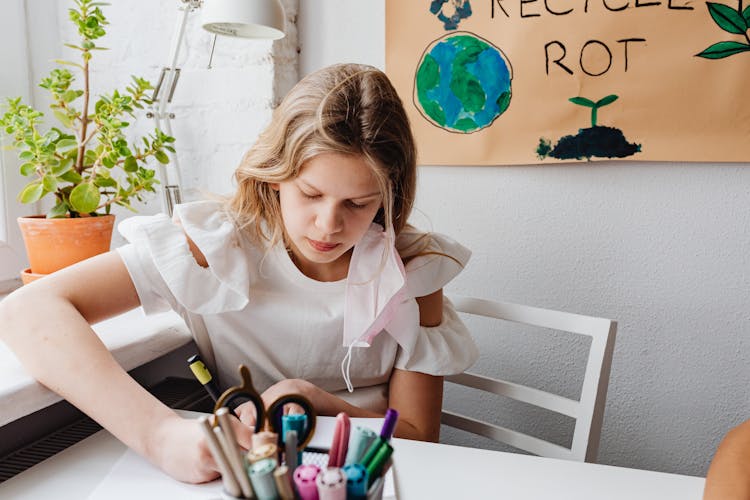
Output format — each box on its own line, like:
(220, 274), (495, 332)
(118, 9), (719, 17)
(696, 41), (750, 58)
(56, 138), (78, 152)
(47, 202), (69, 218)
(69, 183), (100, 213)
(706, 2), (748, 34)
(18, 182), (44, 204)
(569, 97), (596, 108)
(19, 162), (36, 176)
(60, 170), (83, 183)
(42, 174), (58, 192)
(744, 5), (750, 24)
(595, 94), (619, 107)
(154, 150), (169, 164)
(19, 150), (35, 161)
(123, 155), (138, 172)
(52, 157), (74, 176)
(53, 109), (74, 128)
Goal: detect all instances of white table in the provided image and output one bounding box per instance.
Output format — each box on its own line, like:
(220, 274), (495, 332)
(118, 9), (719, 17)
(0, 421), (705, 500)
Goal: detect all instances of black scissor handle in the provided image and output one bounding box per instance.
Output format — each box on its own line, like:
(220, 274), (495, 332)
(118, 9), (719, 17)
(214, 364), (266, 434)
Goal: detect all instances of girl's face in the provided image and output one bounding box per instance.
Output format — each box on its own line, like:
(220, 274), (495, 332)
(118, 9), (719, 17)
(274, 153), (384, 282)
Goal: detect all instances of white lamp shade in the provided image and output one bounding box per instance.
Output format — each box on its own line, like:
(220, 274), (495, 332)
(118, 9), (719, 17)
(201, 0), (285, 39)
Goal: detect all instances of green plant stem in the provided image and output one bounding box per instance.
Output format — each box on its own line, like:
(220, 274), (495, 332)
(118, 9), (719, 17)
(591, 107), (598, 127)
(76, 52), (90, 174)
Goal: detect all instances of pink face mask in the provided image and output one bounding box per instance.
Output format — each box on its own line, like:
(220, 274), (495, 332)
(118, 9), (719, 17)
(340, 223), (418, 391)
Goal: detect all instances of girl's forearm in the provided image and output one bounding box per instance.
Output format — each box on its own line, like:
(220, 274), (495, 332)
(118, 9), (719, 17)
(0, 289), (177, 464)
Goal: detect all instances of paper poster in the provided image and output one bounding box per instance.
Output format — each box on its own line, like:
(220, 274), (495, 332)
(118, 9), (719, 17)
(385, 0), (750, 165)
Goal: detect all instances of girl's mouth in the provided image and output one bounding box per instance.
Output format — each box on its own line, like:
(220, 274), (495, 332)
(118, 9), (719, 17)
(307, 238), (340, 252)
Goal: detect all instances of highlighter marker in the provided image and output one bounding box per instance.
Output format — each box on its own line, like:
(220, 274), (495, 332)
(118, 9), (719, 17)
(252, 431), (278, 450)
(273, 464), (295, 500)
(345, 426), (377, 465)
(366, 476), (385, 500)
(364, 441), (393, 487)
(342, 463), (368, 500)
(284, 429), (298, 471)
(358, 439), (382, 469)
(293, 464), (320, 500)
(248, 457), (279, 500)
(316, 466), (346, 500)
(327, 413), (350, 468)
(197, 416), (242, 499)
(282, 414), (306, 465)
(247, 443), (278, 464)
(379, 408), (399, 441)
(188, 354), (221, 401)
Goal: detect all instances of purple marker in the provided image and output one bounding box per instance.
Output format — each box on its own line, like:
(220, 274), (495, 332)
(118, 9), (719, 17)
(379, 408), (399, 441)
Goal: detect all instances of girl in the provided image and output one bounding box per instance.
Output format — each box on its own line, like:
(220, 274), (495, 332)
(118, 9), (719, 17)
(0, 63), (477, 483)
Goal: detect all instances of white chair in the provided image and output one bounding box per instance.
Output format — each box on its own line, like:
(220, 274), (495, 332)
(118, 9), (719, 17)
(443, 294), (617, 462)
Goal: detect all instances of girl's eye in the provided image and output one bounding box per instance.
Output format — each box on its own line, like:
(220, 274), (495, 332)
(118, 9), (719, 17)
(347, 200), (368, 210)
(302, 192), (321, 200)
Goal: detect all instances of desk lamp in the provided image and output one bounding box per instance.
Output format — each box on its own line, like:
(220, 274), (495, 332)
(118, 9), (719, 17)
(149, 0), (285, 215)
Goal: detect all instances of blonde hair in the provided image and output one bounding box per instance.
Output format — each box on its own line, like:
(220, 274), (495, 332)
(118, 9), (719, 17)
(226, 63), (418, 256)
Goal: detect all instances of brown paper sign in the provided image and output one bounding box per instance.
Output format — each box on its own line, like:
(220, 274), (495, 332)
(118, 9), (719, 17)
(386, 0), (750, 165)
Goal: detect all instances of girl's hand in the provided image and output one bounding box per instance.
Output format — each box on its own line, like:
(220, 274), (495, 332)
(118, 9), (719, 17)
(149, 414), (253, 484)
(234, 400), (260, 427)
(262, 378), (315, 415)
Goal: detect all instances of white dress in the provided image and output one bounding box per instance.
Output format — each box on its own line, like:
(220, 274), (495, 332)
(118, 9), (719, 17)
(116, 201), (478, 412)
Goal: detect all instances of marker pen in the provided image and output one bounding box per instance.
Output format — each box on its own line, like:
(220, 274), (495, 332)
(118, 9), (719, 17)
(293, 464), (320, 500)
(197, 416), (241, 499)
(316, 466), (346, 500)
(248, 457), (279, 500)
(364, 441), (393, 487)
(344, 426), (377, 465)
(379, 408), (399, 441)
(187, 354), (221, 401)
(342, 463), (368, 500)
(273, 464), (295, 500)
(282, 414), (306, 465)
(247, 443), (278, 464)
(252, 430), (278, 450)
(327, 413), (350, 468)
(284, 429), (298, 471)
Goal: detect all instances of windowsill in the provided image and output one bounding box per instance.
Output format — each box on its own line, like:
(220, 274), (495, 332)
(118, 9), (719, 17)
(0, 306), (191, 427)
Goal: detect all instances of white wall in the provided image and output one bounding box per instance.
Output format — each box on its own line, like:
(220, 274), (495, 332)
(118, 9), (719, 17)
(299, 1), (750, 477)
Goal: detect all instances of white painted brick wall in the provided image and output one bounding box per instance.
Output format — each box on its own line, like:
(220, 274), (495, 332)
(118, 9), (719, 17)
(50, 0), (298, 212)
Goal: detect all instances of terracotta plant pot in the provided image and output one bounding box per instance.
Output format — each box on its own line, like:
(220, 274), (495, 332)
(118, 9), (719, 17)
(20, 268), (46, 285)
(17, 215), (115, 275)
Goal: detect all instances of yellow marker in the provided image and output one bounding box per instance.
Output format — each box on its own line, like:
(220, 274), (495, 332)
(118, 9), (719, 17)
(187, 354), (221, 402)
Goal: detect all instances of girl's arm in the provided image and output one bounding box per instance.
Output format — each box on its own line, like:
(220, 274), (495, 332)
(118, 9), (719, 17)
(258, 289), (446, 442)
(703, 419), (750, 500)
(0, 251), (250, 483)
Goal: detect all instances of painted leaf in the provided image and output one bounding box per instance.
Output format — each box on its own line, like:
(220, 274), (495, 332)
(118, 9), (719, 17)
(596, 95), (619, 107)
(706, 2), (748, 34)
(696, 41), (750, 59)
(69, 183), (100, 213)
(743, 5), (750, 24)
(569, 97), (596, 107)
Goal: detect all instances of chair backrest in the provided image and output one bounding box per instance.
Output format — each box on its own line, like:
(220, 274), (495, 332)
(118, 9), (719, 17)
(443, 294), (617, 462)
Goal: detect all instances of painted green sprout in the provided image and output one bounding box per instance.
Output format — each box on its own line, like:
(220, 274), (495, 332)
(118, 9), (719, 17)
(696, 1), (750, 59)
(0, 0), (173, 217)
(568, 95), (619, 128)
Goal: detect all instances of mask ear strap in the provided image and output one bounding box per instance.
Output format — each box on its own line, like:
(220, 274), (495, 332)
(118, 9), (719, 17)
(341, 341), (356, 393)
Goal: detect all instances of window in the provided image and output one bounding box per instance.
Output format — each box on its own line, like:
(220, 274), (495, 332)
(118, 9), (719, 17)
(0, 0), (35, 288)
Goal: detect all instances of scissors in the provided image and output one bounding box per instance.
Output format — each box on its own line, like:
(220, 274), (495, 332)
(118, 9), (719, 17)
(213, 364), (317, 452)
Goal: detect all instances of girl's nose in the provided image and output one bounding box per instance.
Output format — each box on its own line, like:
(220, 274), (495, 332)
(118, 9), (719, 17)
(315, 203), (343, 234)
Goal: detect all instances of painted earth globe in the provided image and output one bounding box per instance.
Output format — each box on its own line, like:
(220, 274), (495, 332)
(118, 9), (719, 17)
(414, 32), (512, 133)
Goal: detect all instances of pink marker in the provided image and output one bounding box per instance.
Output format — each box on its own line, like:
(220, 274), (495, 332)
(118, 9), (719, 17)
(293, 463), (320, 500)
(328, 412), (351, 468)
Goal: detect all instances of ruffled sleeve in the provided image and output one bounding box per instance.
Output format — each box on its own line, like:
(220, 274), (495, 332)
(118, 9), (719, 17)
(115, 201), (254, 315)
(385, 229), (477, 375)
(394, 297), (478, 375)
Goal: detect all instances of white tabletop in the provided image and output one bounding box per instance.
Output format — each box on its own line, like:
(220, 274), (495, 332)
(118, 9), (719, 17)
(0, 422), (705, 500)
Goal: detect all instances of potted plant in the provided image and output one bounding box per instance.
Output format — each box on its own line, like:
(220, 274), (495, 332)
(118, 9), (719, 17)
(0, 0), (174, 284)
